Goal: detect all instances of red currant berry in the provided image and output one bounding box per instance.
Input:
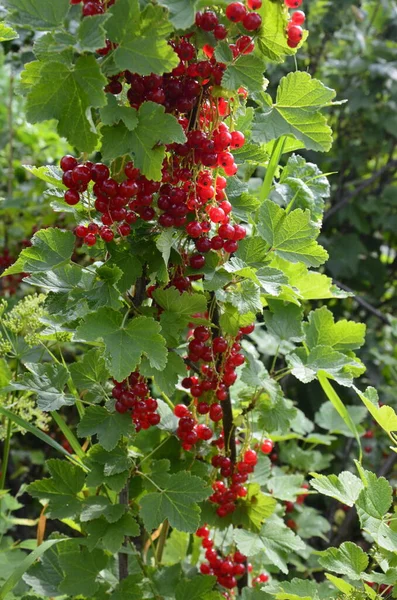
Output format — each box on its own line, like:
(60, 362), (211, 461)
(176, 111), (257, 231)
(209, 206), (226, 223)
(242, 12), (262, 30)
(174, 404), (190, 418)
(260, 438), (274, 454)
(72, 164), (91, 186)
(64, 189), (80, 205)
(213, 337), (228, 353)
(291, 10), (305, 24)
(243, 449), (258, 465)
(225, 2), (247, 22)
(84, 232), (97, 246)
(285, 0), (302, 7)
(214, 23), (228, 39)
(230, 131), (246, 148)
(288, 24), (303, 43)
(223, 240), (238, 253)
(240, 323), (255, 335)
(75, 225), (88, 238)
(186, 221), (203, 238)
(198, 10), (218, 31)
(209, 403), (223, 422)
(248, 0), (262, 7)
(189, 254), (206, 270)
(60, 155), (78, 172)
(196, 424), (213, 440)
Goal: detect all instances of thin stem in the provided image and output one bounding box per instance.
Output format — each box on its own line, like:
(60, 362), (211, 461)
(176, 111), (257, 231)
(118, 483), (129, 581)
(50, 411), (85, 459)
(0, 419), (12, 489)
(259, 136), (286, 203)
(156, 519), (169, 564)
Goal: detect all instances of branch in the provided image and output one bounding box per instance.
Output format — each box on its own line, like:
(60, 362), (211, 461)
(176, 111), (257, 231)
(210, 293), (237, 463)
(118, 483), (129, 580)
(333, 280), (390, 325)
(323, 159), (397, 222)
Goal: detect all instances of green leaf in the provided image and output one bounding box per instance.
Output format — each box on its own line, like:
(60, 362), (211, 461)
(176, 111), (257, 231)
(141, 351), (186, 397)
(2, 228), (75, 276)
(232, 483), (277, 532)
(6, 0), (70, 29)
(317, 374), (362, 451)
(271, 257), (350, 301)
(294, 507), (330, 540)
(162, 530), (189, 565)
(27, 459), (85, 518)
(111, 575), (143, 600)
(70, 348), (109, 403)
(0, 22), (17, 41)
(258, 201), (328, 267)
(175, 576), (223, 600)
(305, 307), (366, 352)
(23, 540), (66, 597)
(226, 280), (263, 315)
(58, 547), (108, 596)
(77, 13), (110, 53)
(222, 55), (266, 93)
(106, 0), (178, 75)
(156, 229), (178, 267)
(267, 474), (304, 502)
(76, 309), (167, 382)
(318, 542), (369, 580)
(315, 401), (367, 437)
(279, 441), (332, 471)
(158, 0), (198, 29)
(108, 243), (143, 293)
(0, 539), (70, 600)
(310, 471), (364, 507)
(354, 386), (397, 434)
(234, 516), (306, 573)
(85, 514), (139, 553)
(11, 363), (75, 411)
(77, 406), (134, 451)
(276, 578), (320, 600)
(288, 346), (364, 387)
(264, 301), (304, 342)
(257, 0), (296, 63)
(356, 471), (393, 519)
(140, 471), (211, 532)
(252, 72), (336, 152)
(100, 94), (138, 130)
(26, 56), (107, 152)
(101, 102), (186, 180)
(278, 154), (330, 222)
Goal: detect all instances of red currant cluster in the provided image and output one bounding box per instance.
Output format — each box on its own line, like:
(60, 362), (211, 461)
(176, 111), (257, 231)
(112, 372), (160, 431)
(209, 439), (274, 517)
(60, 156), (148, 245)
(196, 1), (262, 37)
(69, 0), (115, 17)
(285, 0), (306, 47)
(173, 403), (217, 450)
(197, 527), (248, 590)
